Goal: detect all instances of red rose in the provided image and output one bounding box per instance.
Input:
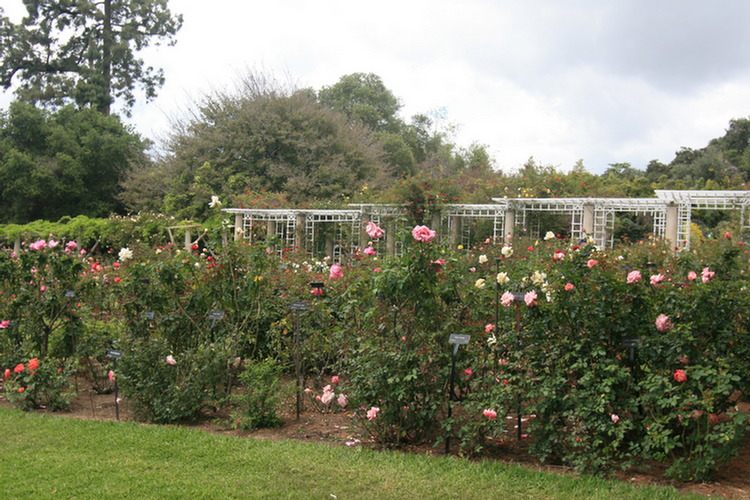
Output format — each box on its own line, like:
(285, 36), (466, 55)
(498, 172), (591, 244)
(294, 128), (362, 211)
(674, 369), (687, 383)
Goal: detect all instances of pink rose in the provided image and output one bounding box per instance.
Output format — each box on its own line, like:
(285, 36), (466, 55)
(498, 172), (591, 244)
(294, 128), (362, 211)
(337, 394), (348, 408)
(430, 259), (445, 272)
(374, 267), (381, 273)
(331, 375), (339, 384)
(687, 271), (697, 281)
(650, 274), (665, 286)
(367, 407), (380, 421)
(0, 320), (9, 329)
(611, 414), (620, 424)
(524, 290), (538, 307)
(329, 263), (344, 279)
(701, 267), (714, 283)
(365, 222), (384, 240)
(321, 390), (335, 405)
(411, 225), (436, 243)
(553, 250), (565, 261)
(674, 369), (687, 382)
(626, 270), (642, 284)
(166, 355), (177, 365)
(485, 324), (495, 333)
(363, 246), (376, 256)
(29, 239), (46, 251)
(500, 291), (515, 307)
(40, 285), (46, 292)
(655, 313), (672, 332)
(108, 370), (115, 382)
(564, 283), (574, 291)
(587, 259), (597, 268)
(725, 231), (731, 239)
(483, 409), (497, 420)
(464, 368), (473, 377)
(66, 241), (78, 250)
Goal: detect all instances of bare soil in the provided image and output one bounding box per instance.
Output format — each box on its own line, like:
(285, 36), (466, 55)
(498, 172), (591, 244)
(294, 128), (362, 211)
(1, 382), (749, 499)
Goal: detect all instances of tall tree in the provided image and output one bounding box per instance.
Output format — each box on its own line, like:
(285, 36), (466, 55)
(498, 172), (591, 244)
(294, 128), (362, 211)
(0, 0), (182, 115)
(126, 70), (392, 218)
(318, 73), (403, 134)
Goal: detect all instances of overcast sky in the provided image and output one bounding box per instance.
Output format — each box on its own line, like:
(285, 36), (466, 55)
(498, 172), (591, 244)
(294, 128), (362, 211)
(3, 0), (750, 174)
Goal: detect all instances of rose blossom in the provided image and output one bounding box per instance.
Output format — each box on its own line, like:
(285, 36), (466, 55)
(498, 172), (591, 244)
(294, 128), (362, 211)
(626, 270), (642, 284)
(483, 409), (498, 420)
(331, 375), (339, 384)
(365, 222), (384, 240)
(687, 271), (697, 281)
(166, 355), (177, 365)
(564, 283), (574, 291)
(485, 324), (495, 333)
(674, 369), (687, 382)
(611, 414), (620, 423)
(587, 259), (598, 268)
(0, 320), (9, 329)
(4, 368), (10, 378)
(337, 394), (348, 408)
(655, 313), (673, 332)
(367, 407), (380, 421)
(553, 250), (565, 261)
(321, 390), (335, 405)
(701, 267), (715, 283)
(411, 225), (436, 243)
(363, 246), (376, 256)
(650, 274), (665, 286)
(524, 290), (538, 307)
(108, 370), (115, 382)
(329, 263), (344, 279)
(29, 239), (46, 251)
(14, 363), (24, 374)
(501, 291), (515, 307)
(501, 246), (513, 258)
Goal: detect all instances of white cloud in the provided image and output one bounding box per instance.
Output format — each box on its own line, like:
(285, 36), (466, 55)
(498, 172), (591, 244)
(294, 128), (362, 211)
(3, 0), (750, 174)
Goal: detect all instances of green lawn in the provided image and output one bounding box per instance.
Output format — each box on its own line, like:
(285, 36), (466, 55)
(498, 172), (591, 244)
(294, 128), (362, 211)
(0, 407), (706, 499)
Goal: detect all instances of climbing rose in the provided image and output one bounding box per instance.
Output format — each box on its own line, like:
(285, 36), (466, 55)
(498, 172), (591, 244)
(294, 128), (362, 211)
(365, 222), (384, 240)
(483, 409), (498, 420)
(14, 363), (24, 374)
(28, 358), (39, 373)
(367, 407), (380, 420)
(363, 246), (376, 256)
(674, 369), (687, 382)
(701, 267), (715, 283)
(411, 225), (436, 243)
(626, 270), (642, 284)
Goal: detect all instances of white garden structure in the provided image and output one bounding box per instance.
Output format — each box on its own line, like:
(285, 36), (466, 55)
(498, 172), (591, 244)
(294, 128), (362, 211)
(222, 190), (750, 259)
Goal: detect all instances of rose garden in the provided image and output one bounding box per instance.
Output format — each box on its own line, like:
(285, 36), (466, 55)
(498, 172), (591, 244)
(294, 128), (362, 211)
(1, 212), (749, 485)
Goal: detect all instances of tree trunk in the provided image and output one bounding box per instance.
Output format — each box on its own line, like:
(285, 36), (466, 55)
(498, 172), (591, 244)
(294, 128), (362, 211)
(99, 0), (112, 115)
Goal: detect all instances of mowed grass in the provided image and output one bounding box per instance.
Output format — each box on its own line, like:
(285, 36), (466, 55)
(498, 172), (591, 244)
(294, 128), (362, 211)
(0, 407), (706, 500)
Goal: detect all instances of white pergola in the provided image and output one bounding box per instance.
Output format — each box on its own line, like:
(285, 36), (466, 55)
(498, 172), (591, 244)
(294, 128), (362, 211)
(222, 190), (750, 257)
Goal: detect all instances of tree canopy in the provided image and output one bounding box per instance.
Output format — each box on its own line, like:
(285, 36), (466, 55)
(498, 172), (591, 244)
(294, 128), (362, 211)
(0, 0), (182, 115)
(0, 102), (148, 223)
